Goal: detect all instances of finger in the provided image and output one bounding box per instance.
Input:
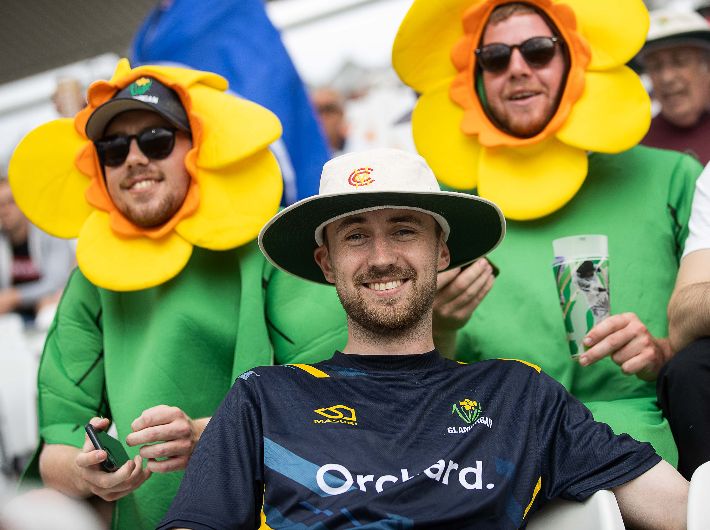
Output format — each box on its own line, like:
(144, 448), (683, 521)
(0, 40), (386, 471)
(139, 439), (193, 460)
(127, 419), (192, 447)
(440, 268), (494, 314)
(76, 448), (108, 468)
(86, 459), (137, 492)
(583, 313), (632, 347)
(131, 405), (181, 432)
(126, 456), (152, 487)
(580, 326), (637, 366)
(88, 417), (111, 431)
(436, 268), (461, 292)
(146, 455), (189, 473)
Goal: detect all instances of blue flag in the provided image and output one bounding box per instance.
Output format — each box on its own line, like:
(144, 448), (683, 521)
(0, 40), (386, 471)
(131, 0), (330, 204)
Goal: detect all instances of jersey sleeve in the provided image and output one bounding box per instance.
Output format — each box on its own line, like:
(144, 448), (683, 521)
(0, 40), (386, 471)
(683, 162), (710, 257)
(264, 264), (348, 365)
(534, 371), (660, 502)
(157, 373), (264, 530)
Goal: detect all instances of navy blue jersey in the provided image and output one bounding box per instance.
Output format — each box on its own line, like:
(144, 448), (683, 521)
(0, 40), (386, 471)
(158, 351), (659, 529)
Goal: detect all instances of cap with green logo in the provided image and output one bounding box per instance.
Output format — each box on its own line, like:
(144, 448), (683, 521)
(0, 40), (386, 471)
(85, 76), (191, 140)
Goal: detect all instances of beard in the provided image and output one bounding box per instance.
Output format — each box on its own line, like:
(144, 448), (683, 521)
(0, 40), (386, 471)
(334, 262), (438, 338)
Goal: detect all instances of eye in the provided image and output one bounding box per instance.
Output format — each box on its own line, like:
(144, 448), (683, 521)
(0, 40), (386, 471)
(344, 231), (367, 244)
(393, 227), (418, 238)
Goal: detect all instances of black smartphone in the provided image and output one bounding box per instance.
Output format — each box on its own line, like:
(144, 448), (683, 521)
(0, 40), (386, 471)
(85, 423), (130, 472)
(461, 258), (499, 277)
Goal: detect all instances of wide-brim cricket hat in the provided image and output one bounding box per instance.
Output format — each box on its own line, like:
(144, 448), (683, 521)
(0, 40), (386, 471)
(85, 76), (190, 140)
(638, 8), (710, 60)
(259, 148), (506, 284)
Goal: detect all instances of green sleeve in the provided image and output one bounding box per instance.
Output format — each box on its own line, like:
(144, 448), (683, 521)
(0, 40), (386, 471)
(22, 269), (109, 483)
(667, 153), (703, 259)
(37, 269), (109, 446)
(264, 264), (348, 365)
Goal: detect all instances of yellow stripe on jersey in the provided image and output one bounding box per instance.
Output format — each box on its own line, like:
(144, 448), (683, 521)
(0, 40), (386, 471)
(523, 476), (542, 519)
(498, 358), (542, 373)
(259, 508), (272, 529)
(289, 363), (330, 378)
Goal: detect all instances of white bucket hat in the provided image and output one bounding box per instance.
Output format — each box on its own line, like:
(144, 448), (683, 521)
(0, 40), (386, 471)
(639, 8), (710, 59)
(258, 148), (505, 284)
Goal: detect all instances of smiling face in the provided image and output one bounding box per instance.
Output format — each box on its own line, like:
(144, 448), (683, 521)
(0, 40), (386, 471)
(643, 46), (710, 128)
(480, 11), (567, 137)
(102, 110), (192, 228)
(314, 208), (450, 336)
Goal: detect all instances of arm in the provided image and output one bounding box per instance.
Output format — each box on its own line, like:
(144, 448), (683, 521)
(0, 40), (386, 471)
(433, 259), (495, 358)
(612, 460), (688, 530)
(667, 249), (710, 351)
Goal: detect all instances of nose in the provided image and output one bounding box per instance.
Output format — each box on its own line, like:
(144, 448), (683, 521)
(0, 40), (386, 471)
(507, 48), (532, 76)
(368, 235), (398, 268)
(124, 137), (149, 167)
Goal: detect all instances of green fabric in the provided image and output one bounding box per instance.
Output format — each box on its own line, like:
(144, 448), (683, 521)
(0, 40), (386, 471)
(25, 243), (347, 529)
(456, 146), (702, 465)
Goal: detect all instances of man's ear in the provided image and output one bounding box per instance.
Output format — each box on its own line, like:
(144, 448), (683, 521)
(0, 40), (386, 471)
(314, 244), (336, 284)
(437, 236), (451, 272)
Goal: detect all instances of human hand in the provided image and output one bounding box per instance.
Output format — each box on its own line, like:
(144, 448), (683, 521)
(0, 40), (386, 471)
(433, 259), (495, 333)
(75, 417), (151, 501)
(126, 405), (207, 473)
(578, 312), (670, 380)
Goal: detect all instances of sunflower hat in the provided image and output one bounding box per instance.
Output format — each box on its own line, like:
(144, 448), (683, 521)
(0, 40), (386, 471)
(9, 59), (283, 291)
(393, 0), (651, 220)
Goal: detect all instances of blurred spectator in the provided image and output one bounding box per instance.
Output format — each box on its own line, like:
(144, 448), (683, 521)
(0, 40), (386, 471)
(637, 8), (710, 164)
(0, 178), (75, 322)
(51, 77), (86, 118)
(311, 86), (349, 155)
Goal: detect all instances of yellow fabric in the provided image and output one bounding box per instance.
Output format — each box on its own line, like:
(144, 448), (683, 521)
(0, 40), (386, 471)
(77, 211), (193, 292)
(393, 0), (651, 220)
(8, 59), (283, 290)
(289, 364), (331, 378)
(523, 477), (542, 519)
(8, 119), (94, 239)
(478, 139), (587, 219)
(499, 359), (542, 373)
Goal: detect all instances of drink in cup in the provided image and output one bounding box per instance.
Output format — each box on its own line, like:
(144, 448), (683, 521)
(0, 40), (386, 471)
(552, 235), (610, 358)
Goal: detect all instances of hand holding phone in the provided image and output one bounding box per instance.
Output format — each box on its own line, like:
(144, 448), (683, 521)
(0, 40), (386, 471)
(85, 423), (130, 472)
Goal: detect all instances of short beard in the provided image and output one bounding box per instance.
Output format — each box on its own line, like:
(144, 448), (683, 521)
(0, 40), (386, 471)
(335, 262), (438, 340)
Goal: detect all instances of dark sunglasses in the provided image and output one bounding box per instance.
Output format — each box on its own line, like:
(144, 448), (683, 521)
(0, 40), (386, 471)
(475, 36), (561, 73)
(95, 126), (178, 167)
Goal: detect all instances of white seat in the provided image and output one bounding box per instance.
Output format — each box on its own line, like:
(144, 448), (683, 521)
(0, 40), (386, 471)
(688, 461), (710, 530)
(527, 490), (624, 530)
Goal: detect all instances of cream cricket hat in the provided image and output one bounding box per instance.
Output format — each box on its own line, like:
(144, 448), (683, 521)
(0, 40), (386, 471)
(639, 8), (710, 59)
(258, 148), (505, 284)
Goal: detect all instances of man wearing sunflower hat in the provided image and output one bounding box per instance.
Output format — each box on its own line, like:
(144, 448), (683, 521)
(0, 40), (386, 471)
(393, 0), (704, 468)
(8, 60), (347, 529)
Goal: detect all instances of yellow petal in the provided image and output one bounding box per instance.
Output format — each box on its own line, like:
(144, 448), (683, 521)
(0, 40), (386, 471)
(393, 0), (481, 93)
(412, 80), (481, 190)
(111, 60), (228, 92)
(478, 139), (588, 220)
(77, 211), (193, 291)
(189, 83), (282, 170)
(563, 0), (649, 70)
(557, 67), (651, 153)
(176, 149), (282, 250)
(8, 119), (93, 238)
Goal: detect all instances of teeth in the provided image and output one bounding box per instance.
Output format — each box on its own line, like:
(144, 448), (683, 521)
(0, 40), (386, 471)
(131, 180), (157, 190)
(368, 280), (403, 291)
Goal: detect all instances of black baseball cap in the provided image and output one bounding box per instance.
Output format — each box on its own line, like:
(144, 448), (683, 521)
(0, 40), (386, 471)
(85, 76), (190, 140)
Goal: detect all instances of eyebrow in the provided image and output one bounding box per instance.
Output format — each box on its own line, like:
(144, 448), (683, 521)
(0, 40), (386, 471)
(333, 213), (425, 234)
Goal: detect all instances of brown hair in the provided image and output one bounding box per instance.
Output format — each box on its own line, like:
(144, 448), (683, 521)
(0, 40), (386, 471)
(488, 2), (540, 25)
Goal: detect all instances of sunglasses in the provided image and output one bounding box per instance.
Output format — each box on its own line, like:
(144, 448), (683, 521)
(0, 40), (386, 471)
(475, 36), (561, 73)
(95, 126), (178, 167)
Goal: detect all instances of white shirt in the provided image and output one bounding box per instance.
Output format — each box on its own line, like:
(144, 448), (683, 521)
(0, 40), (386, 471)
(684, 162), (710, 257)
